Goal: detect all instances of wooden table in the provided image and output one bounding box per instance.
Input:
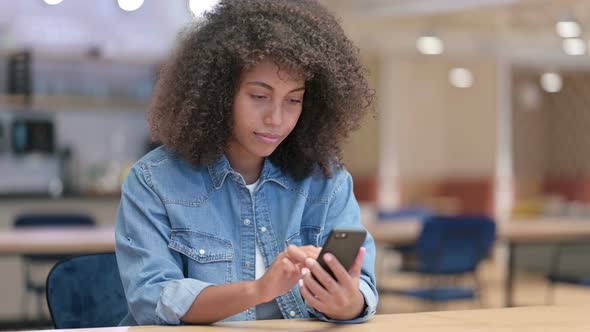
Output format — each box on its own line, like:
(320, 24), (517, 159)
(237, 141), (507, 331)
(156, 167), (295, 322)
(364, 217), (590, 307)
(3, 217), (590, 308)
(36, 305), (590, 332)
(0, 226), (115, 255)
(366, 217), (590, 244)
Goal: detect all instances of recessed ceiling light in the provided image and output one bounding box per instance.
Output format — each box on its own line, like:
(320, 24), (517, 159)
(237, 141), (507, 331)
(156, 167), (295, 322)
(540, 72), (563, 93)
(43, 0), (64, 5)
(117, 0), (144, 12)
(416, 35), (444, 55)
(562, 38), (586, 55)
(556, 19), (581, 38)
(189, 0), (218, 16)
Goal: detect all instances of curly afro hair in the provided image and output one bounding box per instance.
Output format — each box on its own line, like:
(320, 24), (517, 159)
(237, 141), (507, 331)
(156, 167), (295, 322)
(149, 0), (374, 179)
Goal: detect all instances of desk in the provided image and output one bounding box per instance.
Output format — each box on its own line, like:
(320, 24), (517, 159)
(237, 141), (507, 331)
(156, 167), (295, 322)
(501, 218), (590, 307)
(364, 217), (590, 307)
(3, 218), (590, 307)
(0, 226), (115, 255)
(36, 305), (590, 332)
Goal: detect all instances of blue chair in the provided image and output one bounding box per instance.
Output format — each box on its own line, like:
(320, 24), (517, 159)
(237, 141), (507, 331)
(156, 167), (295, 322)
(14, 213), (95, 319)
(377, 206), (433, 254)
(382, 215), (496, 308)
(377, 206), (432, 221)
(376, 207), (432, 278)
(46, 253), (128, 328)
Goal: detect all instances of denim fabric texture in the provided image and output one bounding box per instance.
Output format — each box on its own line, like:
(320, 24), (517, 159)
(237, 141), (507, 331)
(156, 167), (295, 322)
(115, 146), (378, 325)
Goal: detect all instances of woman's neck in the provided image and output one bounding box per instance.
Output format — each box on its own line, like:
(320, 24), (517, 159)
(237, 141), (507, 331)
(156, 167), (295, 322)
(225, 144), (264, 185)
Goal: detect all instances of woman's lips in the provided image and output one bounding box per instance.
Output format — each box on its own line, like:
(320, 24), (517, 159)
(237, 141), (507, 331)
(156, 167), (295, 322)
(255, 132), (281, 144)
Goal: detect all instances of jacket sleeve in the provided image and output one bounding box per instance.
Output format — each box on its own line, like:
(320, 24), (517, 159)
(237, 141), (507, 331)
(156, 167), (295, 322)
(115, 164), (215, 325)
(305, 170), (378, 323)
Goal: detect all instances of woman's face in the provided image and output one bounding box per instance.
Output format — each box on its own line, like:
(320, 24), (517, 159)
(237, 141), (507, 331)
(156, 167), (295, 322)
(229, 60), (305, 160)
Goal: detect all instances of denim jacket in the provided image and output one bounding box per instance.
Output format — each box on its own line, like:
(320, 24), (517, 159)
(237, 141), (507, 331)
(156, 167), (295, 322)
(115, 146), (378, 325)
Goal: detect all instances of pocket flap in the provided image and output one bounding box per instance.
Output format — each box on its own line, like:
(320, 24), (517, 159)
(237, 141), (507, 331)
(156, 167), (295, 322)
(169, 229), (233, 263)
(286, 232), (303, 247)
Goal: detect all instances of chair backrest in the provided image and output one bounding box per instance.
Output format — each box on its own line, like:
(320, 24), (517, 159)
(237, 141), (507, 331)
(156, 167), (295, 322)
(15, 214), (96, 261)
(46, 253), (128, 329)
(14, 214), (95, 228)
(378, 206), (432, 221)
(416, 215), (496, 274)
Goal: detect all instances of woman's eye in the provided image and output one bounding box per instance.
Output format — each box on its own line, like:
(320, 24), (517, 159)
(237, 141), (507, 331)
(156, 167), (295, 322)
(288, 98), (302, 104)
(251, 94), (268, 100)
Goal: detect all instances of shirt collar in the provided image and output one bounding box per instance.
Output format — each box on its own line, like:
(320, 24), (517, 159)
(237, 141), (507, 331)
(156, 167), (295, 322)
(208, 154), (290, 190)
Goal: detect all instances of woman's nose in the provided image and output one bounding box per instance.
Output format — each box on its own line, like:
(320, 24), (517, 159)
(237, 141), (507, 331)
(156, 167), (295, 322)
(264, 103), (282, 126)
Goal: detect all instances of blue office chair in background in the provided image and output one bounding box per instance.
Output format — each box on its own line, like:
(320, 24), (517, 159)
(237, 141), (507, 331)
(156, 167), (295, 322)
(376, 206), (433, 278)
(13, 213), (95, 320)
(378, 207), (433, 252)
(377, 206), (433, 221)
(381, 215), (496, 309)
(46, 253), (128, 328)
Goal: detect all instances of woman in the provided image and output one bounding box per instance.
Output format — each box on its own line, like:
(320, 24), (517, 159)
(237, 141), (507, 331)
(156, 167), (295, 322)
(116, 0), (377, 325)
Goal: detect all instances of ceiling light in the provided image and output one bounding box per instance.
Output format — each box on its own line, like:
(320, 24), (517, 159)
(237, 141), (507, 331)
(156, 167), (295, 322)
(189, 0), (218, 16)
(540, 72), (563, 93)
(416, 35), (443, 55)
(562, 38), (586, 55)
(556, 19), (581, 38)
(117, 0), (144, 12)
(43, 0), (64, 4)
(449, 68), (473, 88)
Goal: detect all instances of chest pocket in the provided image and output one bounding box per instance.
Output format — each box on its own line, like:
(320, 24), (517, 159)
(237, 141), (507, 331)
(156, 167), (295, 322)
(286, 226), (322, 248)
(168, 229), (233, 284)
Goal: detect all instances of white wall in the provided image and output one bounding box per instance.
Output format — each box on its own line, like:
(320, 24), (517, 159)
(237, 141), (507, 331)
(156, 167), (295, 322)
(377, 55), (498, 181)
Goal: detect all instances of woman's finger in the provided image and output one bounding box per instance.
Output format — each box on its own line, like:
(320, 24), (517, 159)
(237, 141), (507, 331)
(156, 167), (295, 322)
(299, 281), (327, 313)
(348, 247), (366, 278)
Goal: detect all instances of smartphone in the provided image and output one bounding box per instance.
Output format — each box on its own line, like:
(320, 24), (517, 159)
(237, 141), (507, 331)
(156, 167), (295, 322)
(315, 228), (366, 280)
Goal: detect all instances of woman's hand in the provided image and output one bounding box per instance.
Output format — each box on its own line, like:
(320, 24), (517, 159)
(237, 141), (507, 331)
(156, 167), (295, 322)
(256, 245), (320, 303)
(285, 244), (321, 269)
(299, 247), (367, 320)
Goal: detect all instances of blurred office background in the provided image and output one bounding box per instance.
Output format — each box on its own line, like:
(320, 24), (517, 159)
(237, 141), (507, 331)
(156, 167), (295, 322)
(2, 0), (590, 329)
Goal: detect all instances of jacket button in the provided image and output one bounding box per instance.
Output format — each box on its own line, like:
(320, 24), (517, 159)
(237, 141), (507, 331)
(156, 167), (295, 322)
(289, 311), (296, 317)
(199, 249), (205, 255)
(260, 226), (267, 233)
(243, 219), (251, 225)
